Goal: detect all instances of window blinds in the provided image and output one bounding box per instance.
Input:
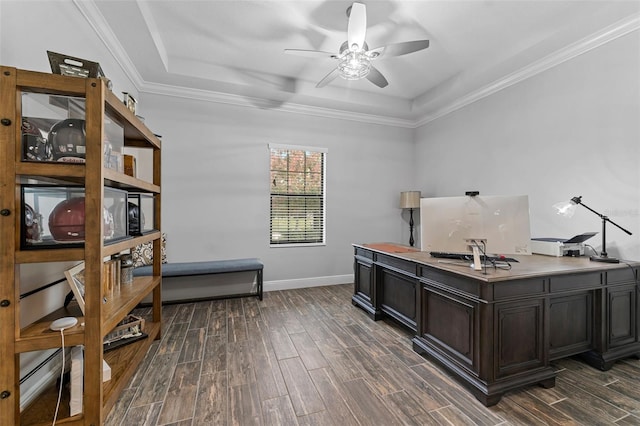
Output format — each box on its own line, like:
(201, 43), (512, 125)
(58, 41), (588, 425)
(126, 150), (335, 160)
(269, 145), (326, 245)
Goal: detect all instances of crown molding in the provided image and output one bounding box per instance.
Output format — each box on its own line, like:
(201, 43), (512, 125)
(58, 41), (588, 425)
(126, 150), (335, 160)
(414, 13), (640, 128)
(136, 0), (169, 71)
(76, 0), (638, 130)
(140, 80), (417, 128)
(74, 0), (414, 127)
(73, 0), (145, 91)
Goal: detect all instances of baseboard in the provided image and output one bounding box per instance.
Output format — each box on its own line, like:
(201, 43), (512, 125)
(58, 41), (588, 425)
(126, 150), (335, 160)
(264, 274), (353, 292)
(20, 349), (63, 411)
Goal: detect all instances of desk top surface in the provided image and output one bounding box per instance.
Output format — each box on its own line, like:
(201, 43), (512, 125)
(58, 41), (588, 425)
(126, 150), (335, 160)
(355, 242), (639, 282)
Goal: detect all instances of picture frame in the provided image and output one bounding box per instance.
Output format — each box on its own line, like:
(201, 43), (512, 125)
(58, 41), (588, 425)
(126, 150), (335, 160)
(64, 262), (86, 314)
(47, 51), (105, 79)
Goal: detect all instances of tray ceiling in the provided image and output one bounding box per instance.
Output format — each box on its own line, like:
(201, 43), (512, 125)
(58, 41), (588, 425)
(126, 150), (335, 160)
(80, 0), (640, 127)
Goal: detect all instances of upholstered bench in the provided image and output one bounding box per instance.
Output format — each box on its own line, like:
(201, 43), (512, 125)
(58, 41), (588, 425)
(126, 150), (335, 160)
(133, 258), (263, 301)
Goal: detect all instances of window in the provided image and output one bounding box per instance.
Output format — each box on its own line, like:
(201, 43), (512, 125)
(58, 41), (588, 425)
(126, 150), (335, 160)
(269, 144), (326, 246)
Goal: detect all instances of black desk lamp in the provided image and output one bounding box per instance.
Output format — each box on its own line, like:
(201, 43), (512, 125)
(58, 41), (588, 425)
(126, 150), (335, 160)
(400, 191), (421, 246)
(554, 195), (632, 263)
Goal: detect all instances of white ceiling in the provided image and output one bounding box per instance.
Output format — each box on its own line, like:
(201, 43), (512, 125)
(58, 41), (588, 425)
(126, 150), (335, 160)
(80, 0), (640, 127)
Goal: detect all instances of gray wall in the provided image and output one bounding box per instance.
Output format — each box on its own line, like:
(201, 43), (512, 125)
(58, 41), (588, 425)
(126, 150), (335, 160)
(0, 1), (139, 100)
(1, 0), (639, 406)
(414, 30), (640, 260)
(141, 93), (415, 285)
(4, 0), (637, 275)
(1, 1), (415, 293)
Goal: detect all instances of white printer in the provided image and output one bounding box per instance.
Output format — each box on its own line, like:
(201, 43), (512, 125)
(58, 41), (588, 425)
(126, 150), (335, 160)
(531, 232), (598, 257)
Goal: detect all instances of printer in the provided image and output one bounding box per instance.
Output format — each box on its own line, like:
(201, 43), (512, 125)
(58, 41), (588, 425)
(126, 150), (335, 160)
(531, 232), (598, 257)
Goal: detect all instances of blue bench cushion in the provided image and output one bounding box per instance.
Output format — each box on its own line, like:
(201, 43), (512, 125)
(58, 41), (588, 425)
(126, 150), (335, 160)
(134, 258), (263, 277)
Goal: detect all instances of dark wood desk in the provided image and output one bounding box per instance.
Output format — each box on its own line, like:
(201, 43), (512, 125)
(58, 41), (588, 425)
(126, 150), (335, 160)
(352, 243), (640, 406)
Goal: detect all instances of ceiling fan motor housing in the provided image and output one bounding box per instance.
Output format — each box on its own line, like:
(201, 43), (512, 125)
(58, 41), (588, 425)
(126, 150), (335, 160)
(284, 1), (429, 88)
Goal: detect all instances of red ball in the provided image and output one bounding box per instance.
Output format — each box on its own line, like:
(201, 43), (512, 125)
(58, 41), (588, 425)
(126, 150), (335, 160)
(49, 197), (85, 241)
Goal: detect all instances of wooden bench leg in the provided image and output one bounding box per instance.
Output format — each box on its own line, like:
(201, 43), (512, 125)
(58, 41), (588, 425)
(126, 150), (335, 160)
(257, 269), (263, 301)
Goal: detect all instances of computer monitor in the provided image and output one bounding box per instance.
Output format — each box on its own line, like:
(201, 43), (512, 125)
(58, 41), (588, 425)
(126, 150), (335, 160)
(420, 195), (532, 256)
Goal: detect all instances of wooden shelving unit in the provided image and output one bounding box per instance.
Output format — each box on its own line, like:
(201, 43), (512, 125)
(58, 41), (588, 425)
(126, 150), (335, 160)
(0, 66), (162, 425)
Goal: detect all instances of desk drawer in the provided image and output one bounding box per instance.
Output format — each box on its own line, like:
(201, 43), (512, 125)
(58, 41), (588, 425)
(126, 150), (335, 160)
(494, 278), (545, 300)
(607, 268), (637, 285)
(420, 268), (481, 298)
(377, 254), (416, 275)
(550, 272), (601, 292)
(355, 247), (374, 259)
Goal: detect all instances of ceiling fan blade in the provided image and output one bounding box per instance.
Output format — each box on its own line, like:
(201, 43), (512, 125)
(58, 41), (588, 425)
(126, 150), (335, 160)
(369, 40), (430, 58)
(347, 2), (367, 51)
(284, 49), (337, 59)
(316, 68), (339, 88)
(366, 66), (388, 88)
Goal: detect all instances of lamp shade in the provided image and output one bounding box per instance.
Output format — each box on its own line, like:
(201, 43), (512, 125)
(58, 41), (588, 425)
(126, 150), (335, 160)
(553, 196), (582, 218)
(400, 191), (421, 209)
(553, 200), (577, 218)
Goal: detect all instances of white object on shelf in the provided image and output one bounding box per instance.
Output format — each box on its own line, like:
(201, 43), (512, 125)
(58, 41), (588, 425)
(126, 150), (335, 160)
(49, 317), (77, 331)
(103, 359), (111, 382)
(69, 346), (111, 416)
(69, 346), (83, 416)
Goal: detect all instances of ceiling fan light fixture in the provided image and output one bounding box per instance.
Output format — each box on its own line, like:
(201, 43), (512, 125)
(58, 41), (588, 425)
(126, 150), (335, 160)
(338, 49), (371, 80)
(285, 2), (429, 88)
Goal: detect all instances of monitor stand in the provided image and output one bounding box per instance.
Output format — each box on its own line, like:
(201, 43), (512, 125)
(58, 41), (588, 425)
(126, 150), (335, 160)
(466, 239), (487, 272)
(470, 245), (482, 271)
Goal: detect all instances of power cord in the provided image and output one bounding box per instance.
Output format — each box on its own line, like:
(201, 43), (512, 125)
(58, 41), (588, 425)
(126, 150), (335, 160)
(585, 244), (598, 256)
(476, 239), (489, 274)
(620, 260), (638, 291)
(469, 239), (512, 273)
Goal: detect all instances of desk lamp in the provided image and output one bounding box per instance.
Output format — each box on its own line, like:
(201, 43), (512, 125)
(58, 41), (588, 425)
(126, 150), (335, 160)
(553, 196), (632, 263)
(400, 191), (421, 246)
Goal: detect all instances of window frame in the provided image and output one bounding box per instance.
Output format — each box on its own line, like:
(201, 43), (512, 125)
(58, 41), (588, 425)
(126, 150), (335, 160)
(268, 143), (327, 248)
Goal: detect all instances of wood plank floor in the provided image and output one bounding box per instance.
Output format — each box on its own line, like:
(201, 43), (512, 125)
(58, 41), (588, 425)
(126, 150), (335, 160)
(105, 284), (640, 425)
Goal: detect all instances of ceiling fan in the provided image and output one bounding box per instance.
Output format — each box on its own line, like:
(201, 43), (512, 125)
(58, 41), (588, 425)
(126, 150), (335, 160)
(285, 2), (430, 88)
